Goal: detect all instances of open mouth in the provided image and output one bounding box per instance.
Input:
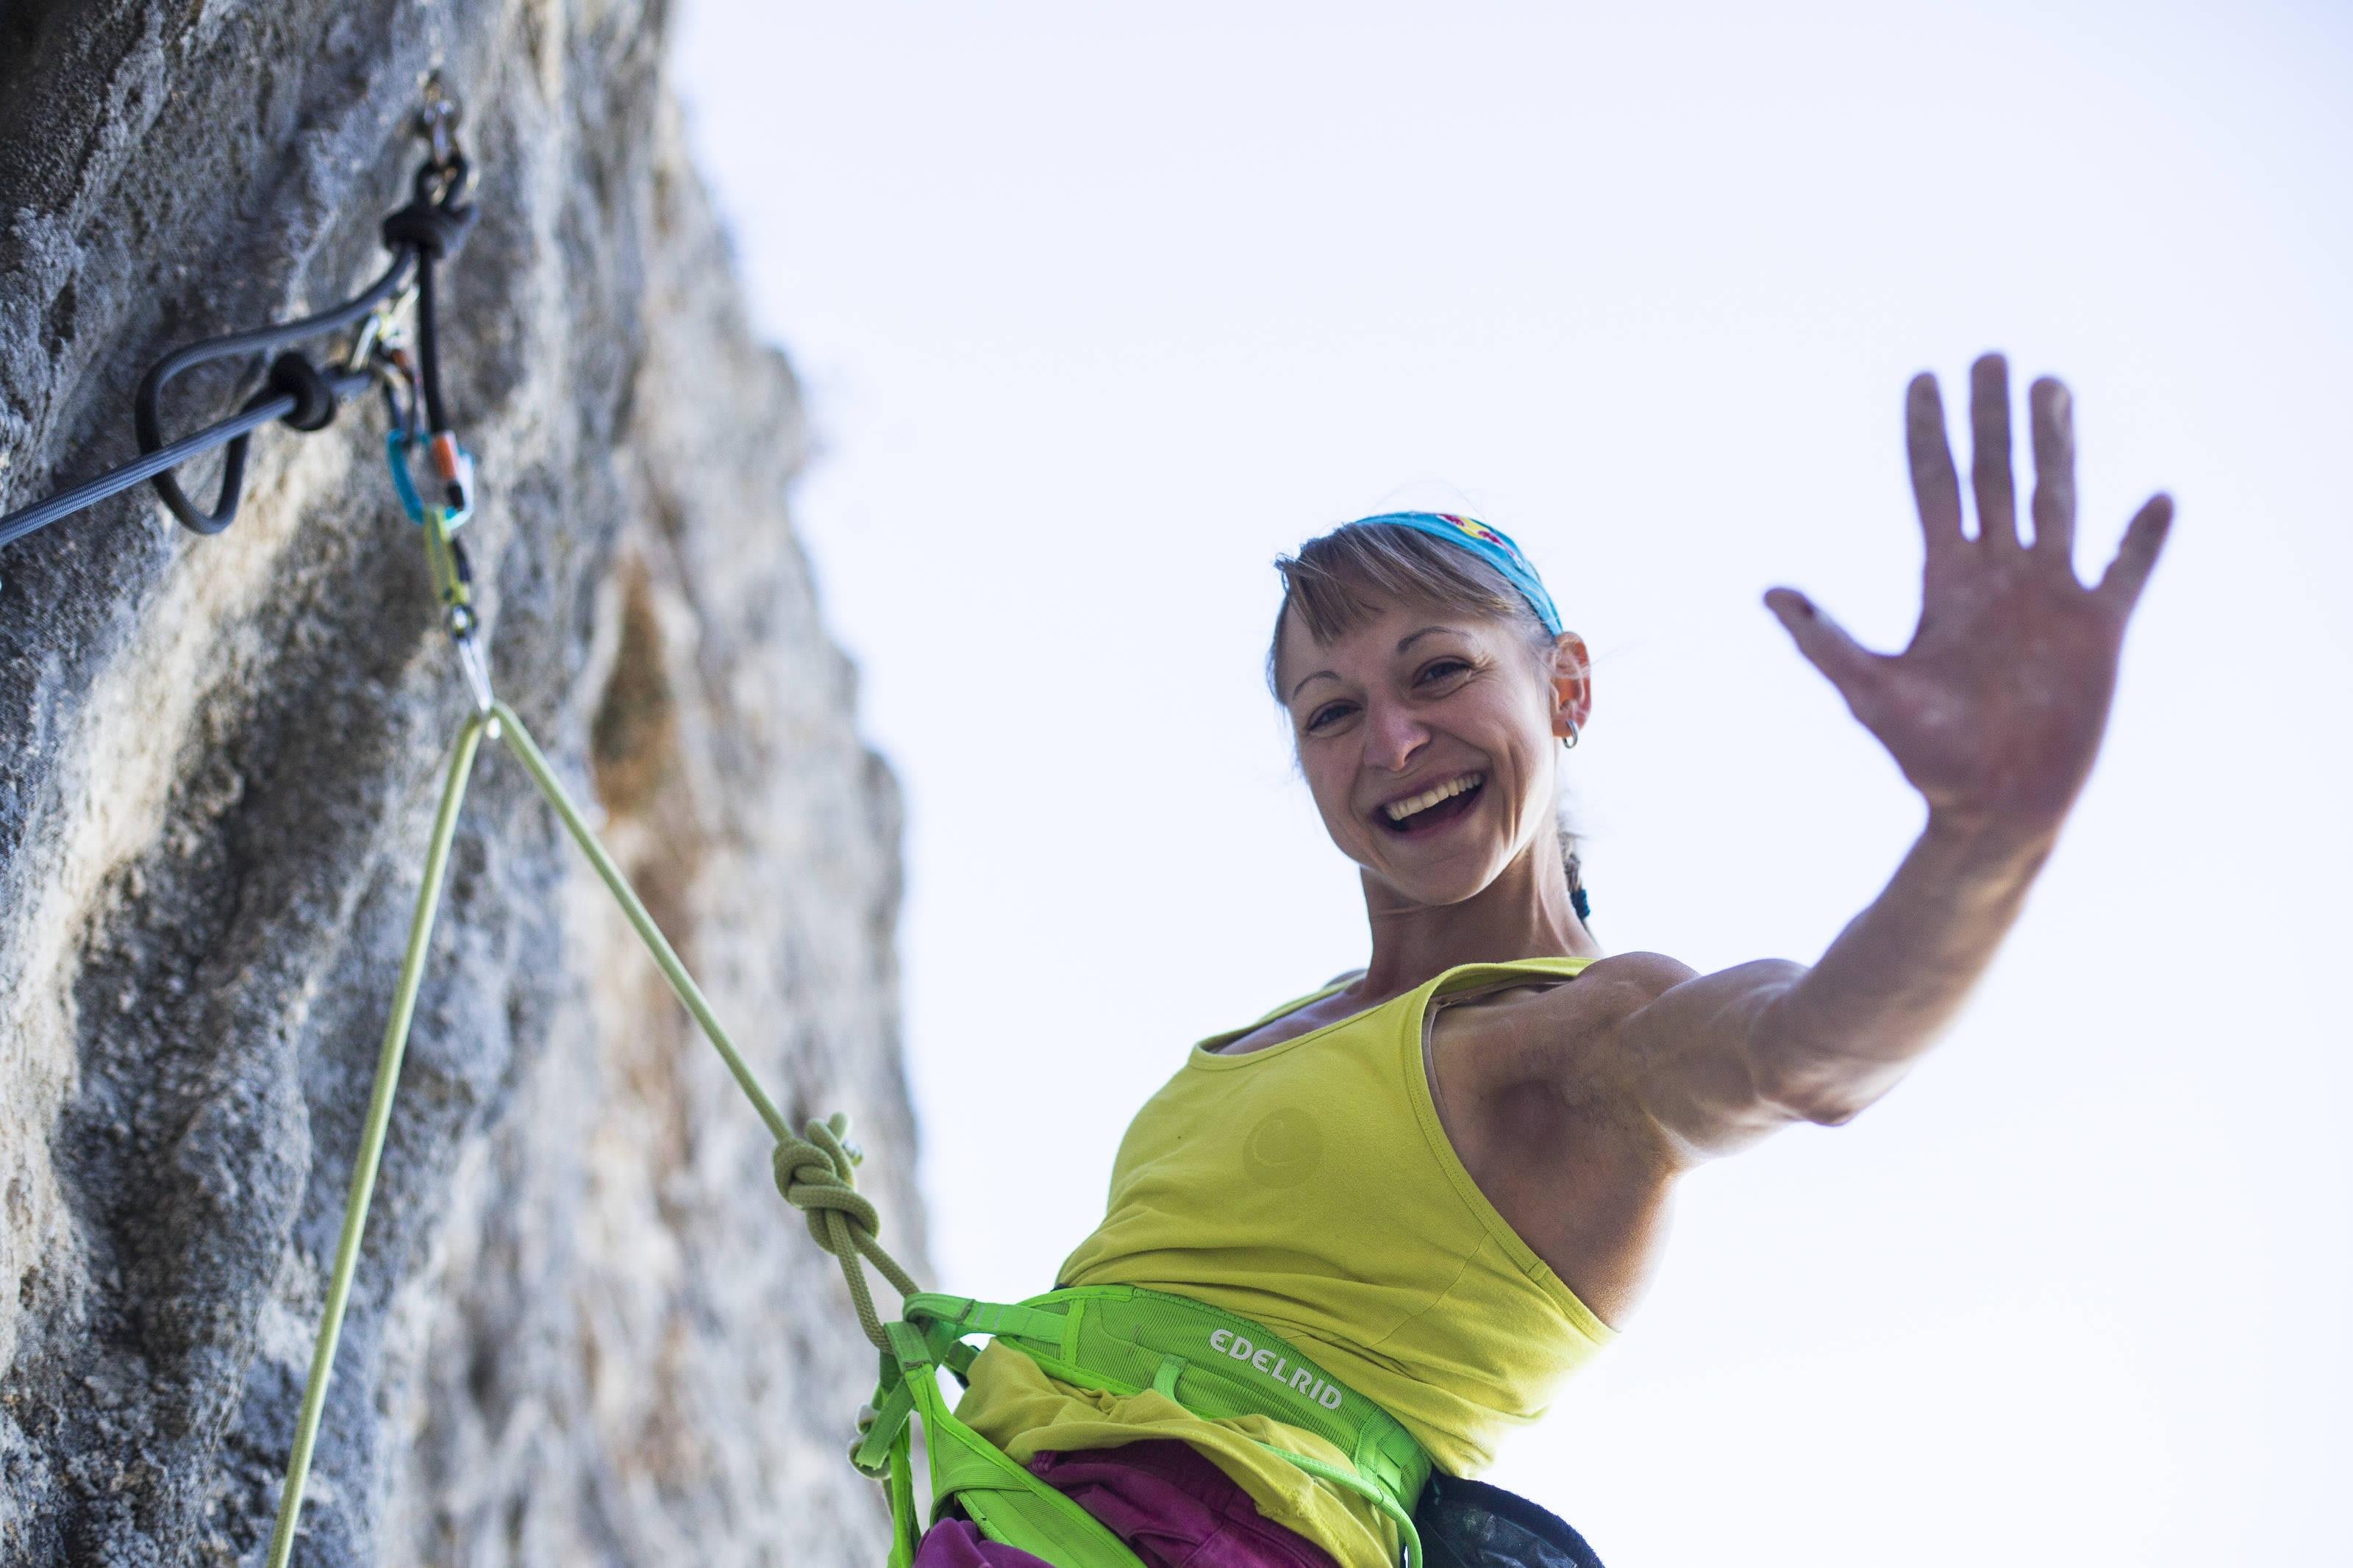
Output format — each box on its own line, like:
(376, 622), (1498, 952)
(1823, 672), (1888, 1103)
(1376, 772), (1485, 837)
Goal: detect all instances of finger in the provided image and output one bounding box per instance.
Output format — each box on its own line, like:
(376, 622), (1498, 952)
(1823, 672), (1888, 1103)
(1765, 587), (1881, 703)
(2096, 493), (2175, 615)
(1906, 373), (1963, 565)
(1971, 353), (2018, 553)
(2028, 376), (2077, 568)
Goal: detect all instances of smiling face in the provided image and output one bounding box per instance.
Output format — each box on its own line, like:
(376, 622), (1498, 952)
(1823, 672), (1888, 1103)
(1276, 598), (1590, 908)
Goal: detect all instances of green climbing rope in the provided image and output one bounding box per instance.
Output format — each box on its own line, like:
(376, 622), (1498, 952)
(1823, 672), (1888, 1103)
(252, 104), (920, 1562)
(262, 701), (918, 1564)
(263, 712), (488, 1568)
(492, 702), (920, 1347)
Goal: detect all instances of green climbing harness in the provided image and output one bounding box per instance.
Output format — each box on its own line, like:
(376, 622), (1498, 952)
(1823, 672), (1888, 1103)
(854, 1286), (1431, 1568)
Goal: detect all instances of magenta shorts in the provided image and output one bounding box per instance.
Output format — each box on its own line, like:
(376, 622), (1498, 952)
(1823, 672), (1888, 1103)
(910, 1440), (1340, 1568)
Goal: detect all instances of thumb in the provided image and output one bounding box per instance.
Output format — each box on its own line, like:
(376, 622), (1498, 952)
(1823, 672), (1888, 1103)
(1765, 587), (1880, 698)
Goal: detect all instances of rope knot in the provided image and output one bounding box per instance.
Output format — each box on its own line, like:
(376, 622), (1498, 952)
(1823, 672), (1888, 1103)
(769, 1112), (919, 1352)
(774, 1111), (879, 1259)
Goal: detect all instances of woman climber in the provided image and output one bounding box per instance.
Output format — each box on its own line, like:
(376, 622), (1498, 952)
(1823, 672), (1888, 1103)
(902, 354), (2174, 1568)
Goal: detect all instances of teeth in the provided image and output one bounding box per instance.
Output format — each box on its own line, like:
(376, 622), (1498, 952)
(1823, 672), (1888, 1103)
(1384, 773), (1482, 822)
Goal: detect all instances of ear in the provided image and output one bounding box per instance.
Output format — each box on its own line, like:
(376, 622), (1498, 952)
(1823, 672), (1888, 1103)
(1546, 631), (1592, 740)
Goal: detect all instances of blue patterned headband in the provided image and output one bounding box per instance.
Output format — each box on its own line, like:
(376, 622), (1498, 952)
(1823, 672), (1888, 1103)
(1347, 512), (1563, 637)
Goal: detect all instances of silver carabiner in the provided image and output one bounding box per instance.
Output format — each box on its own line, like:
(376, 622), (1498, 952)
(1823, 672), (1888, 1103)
(454, 630), (496, 720)
(417, 82), (464, 172)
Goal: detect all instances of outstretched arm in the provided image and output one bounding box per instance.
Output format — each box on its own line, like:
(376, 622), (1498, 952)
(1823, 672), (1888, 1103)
(1621, 354), (2173, 1159)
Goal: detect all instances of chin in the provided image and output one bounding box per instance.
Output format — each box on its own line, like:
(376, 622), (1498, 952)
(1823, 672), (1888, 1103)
(1364, 850), (1513, 909)
(1342, 801), (1527, 909)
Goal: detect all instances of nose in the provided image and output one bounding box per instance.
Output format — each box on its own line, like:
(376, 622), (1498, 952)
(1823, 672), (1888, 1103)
(1363, 696), (1430, 774)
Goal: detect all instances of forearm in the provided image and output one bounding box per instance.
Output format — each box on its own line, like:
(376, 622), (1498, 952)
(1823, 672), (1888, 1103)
(1631, 355), (2167, 1150)
(1753, 812), (2057, 1123)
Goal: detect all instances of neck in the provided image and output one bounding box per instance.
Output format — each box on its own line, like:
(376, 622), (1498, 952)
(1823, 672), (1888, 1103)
(1355, 838), (1600, 1000)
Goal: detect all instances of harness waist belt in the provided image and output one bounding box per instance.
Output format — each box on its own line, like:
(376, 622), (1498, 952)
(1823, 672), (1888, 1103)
(903, 1284), (1434, 1532)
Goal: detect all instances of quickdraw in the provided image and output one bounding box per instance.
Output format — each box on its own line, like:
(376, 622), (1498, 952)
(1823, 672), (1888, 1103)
(0, 82), (474, 559)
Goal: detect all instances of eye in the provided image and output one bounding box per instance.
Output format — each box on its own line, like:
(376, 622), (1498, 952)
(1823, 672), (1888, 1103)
(1303, 700), (1357, 734)
(1415, 656), (1474, 686)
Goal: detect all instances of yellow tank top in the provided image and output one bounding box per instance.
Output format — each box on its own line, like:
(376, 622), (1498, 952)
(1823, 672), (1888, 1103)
(953, 959), (1615, 1568)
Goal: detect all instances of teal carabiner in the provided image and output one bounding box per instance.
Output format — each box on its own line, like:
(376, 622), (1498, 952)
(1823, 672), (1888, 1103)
(385, 428), (474, 531)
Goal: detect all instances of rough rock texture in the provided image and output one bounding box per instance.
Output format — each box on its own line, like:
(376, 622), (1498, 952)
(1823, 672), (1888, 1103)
(0, 2), (921, 1564)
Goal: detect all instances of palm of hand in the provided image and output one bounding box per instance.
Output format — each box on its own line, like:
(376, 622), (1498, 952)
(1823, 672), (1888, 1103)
(1768, 355), (2174, 835)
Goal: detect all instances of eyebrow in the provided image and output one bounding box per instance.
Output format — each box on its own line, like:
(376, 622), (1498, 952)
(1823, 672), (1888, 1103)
(1288, 668), (1338, 701)
(1285, 626), (1460, 701)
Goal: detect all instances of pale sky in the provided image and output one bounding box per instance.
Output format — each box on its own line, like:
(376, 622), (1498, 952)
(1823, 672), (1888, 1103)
(670, 5), (2351, 1564)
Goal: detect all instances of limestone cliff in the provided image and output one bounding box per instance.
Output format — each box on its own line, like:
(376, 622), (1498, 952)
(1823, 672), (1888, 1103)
(0, 2), (920, 1563)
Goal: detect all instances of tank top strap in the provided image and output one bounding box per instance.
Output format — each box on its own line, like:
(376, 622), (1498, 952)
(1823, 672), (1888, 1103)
(1415, 955), (1596, 1010)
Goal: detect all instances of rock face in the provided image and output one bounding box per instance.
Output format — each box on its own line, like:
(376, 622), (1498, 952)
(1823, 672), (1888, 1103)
(0, 3), (921, 1564)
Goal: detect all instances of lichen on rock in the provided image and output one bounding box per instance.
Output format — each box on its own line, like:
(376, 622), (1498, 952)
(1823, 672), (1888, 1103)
(0, 3), (919, 1564)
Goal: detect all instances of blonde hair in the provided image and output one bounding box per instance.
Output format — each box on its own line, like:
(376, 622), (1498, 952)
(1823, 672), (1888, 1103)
(1268, 520), (1587, 909)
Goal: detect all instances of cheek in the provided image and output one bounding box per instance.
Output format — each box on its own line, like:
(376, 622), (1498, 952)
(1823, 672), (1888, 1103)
(1475, 700), (1556, 820)
(1504, 744), (1553, 827)
(1301, 753), (1360, 834)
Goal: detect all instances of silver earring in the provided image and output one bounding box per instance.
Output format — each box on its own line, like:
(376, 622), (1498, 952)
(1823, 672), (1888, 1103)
(1561, 719), (1580, 751)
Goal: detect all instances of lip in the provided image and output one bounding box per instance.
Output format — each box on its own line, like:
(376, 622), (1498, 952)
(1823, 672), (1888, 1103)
(1366, 769), (1486, 828)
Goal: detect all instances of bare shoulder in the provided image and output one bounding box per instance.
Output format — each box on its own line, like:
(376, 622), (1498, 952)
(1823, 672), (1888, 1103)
(1482, 950), (1699, 1041)
(1571, 950), (1699, 1008)
(1434, 951), (1697, 1095)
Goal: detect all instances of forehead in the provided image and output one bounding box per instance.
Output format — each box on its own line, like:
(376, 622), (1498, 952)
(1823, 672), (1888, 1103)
(1274, 597), (1503, 695)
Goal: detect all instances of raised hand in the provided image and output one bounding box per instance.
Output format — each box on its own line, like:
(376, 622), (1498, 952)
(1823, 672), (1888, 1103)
(1765, 354), (2173, 838)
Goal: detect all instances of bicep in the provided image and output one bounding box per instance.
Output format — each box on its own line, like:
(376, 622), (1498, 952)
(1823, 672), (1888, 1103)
(1610, 955), (1817, 1164)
